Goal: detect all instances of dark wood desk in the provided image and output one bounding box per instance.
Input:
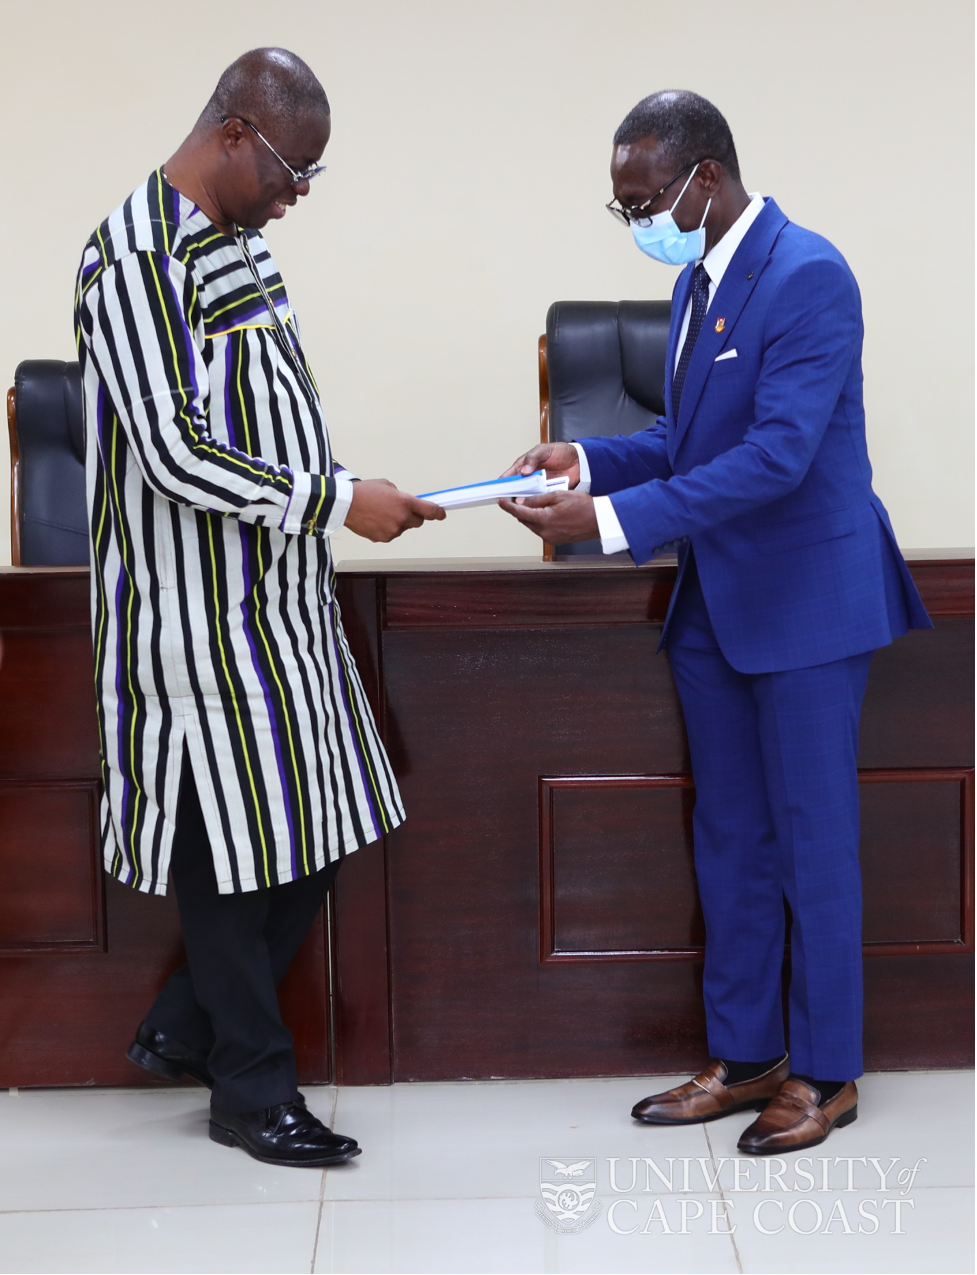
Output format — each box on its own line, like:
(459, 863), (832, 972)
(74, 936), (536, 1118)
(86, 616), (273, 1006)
(0, 556), (972, 1088)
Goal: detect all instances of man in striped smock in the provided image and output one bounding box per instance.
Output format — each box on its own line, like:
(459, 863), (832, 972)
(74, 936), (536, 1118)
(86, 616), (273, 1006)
(74, 48), (444, 1167)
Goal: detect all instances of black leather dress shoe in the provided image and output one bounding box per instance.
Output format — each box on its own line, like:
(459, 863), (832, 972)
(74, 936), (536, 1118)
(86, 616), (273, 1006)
(126, 1023), (214, 1088)
(209, 1100), (361, 1167)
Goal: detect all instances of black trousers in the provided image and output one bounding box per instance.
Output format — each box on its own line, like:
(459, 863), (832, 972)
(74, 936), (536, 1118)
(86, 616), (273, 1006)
(143, 758), (340, 1112)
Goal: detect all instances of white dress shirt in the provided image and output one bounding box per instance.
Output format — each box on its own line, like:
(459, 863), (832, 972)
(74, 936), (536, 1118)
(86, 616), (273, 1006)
(574, 192), (765, 554)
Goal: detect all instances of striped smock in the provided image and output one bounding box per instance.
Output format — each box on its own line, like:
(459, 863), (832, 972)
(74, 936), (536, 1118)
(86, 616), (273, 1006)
(73, 169), (404, 895)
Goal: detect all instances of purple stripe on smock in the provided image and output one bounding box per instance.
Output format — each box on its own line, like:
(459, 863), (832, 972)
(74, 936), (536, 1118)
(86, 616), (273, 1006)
(223, 339), (236, 447)
(239, 525), (299, 877)
(208, 301), (271, 335)
(329, 612), (382, 836)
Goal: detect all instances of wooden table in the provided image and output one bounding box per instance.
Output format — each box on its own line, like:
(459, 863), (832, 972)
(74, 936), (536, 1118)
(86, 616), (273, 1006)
(0, 555), (972, 1087)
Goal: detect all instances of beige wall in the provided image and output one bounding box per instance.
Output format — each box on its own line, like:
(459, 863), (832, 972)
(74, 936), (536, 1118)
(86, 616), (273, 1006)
(1, 0), (972, 565)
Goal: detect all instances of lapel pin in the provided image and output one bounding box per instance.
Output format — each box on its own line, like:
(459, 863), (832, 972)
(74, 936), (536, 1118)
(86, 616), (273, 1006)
(747, 271), (754, 280)
(714, 317), (726, 333)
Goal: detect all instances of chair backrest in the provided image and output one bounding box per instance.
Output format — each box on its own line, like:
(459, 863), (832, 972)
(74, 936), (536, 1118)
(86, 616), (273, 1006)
(540, 300), (671, 558)
(8, 360), (88, 566)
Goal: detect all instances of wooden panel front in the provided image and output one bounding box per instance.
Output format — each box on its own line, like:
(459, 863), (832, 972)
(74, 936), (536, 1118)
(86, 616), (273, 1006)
(0, 560), (972, 1087)
(540, 776), (702, 960)
(378, 620), (705, 1080)
(539, 769), (973, 962)
(335, 558), (974, 1081)
(0, 781), (103, 953)
(0, 567), (332, 1088)
(860, 770), (973, 950)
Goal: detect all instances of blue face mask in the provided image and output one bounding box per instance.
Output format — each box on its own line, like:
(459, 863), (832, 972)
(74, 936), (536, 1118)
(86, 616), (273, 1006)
(630, 164), (712, 266)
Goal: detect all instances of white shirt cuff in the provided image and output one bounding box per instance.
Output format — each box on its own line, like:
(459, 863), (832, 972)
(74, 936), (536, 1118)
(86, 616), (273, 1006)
(571, 442), (592, 493)
(594, 495), (629, 554)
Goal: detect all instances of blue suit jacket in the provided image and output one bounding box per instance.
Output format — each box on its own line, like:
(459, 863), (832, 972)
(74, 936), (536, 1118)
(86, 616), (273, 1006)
(579, 198), (931, 674)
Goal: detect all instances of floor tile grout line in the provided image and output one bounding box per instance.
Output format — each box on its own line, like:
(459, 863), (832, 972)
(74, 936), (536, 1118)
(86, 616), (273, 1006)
(310, 1169), (328, 1275)
(308, 1083), (342, 1273)
(8, 1068), (966, 1100)
(0, 1200), (325, 1217)
(254, 1190), (804, 1204)
(0, 1193), (717, 1215)
(704, 1122), (744, 1275)
(0, 1182), (966, 1218)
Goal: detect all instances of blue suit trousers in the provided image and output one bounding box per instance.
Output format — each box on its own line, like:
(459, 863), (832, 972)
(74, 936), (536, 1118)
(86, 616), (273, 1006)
(667, 557), (872, 1080)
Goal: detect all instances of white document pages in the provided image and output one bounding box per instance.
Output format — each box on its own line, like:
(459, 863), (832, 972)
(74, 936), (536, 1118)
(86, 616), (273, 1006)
(418, 470), (571, 510)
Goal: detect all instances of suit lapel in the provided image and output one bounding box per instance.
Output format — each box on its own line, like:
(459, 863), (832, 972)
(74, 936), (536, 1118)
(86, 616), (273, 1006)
(670, 199), (789, 459)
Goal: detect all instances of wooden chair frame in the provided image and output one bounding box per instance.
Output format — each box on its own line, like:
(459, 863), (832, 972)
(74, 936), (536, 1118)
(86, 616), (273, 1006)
(537, 335), (554, 562)
(7, 385), (21, 566)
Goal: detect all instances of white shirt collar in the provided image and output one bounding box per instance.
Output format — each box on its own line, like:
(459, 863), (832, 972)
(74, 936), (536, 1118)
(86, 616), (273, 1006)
(701, 192), (765, 288)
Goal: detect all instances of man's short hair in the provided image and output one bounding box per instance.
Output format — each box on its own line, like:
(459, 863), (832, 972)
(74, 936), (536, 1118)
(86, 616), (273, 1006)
(203, 48), (329, 131)
(614, 90), (740, 181)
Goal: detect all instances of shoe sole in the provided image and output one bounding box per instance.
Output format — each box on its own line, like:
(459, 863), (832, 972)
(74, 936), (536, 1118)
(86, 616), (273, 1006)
(633, 1097), (773, 1126)
(737, 1104), (858, 1155)
(209, 1121), (362, 1167)
(126, 1041), (213, 1089)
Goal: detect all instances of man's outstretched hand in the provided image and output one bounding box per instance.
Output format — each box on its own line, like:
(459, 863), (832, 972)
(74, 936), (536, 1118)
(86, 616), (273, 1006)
(500, 441), (580, 487)
(345, 479), (446, 543)
(499, 490), (599, 542)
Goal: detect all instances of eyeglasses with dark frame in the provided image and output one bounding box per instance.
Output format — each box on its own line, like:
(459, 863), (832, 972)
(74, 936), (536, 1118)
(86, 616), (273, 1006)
(606, 161), (701, 227)
(220, 115), (327, 184)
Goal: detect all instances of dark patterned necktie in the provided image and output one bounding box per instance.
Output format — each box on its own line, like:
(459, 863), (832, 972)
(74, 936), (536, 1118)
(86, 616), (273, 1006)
(672, 263), (710, 417)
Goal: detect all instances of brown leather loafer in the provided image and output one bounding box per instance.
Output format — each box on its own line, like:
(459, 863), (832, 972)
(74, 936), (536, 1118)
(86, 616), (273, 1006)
(631, 1056), (789, 1125)
(737, 1078), (857, 1155)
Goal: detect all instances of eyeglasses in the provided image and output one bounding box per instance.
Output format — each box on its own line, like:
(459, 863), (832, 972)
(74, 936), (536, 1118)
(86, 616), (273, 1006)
(606, 162), (699, 227)
(221, 115), (327, 184)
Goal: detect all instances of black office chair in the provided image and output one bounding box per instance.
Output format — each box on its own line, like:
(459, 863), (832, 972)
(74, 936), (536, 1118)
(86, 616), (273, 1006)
(7, 360), (88, 566)
(538, 300), (671, 558)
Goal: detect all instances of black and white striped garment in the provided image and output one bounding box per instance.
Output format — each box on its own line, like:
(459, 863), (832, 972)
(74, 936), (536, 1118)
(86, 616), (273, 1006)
(74, 168), (404, 896)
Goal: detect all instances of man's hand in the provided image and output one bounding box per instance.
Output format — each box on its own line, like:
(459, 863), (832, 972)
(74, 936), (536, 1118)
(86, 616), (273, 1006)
(498, 490), (599, 542)
(345, 479), (447, 543)
(500, 442), (580, 487)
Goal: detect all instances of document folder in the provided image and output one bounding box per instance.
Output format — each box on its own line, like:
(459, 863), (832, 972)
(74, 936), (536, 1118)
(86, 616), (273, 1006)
(418, 471), (570, 510)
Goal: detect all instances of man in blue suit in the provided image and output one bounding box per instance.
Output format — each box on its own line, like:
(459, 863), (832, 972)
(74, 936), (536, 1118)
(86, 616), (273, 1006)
(502, 90), (931, 1154)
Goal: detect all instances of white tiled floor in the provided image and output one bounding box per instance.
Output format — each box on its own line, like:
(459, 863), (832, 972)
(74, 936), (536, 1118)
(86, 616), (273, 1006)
(0, 1071), (972, 1274)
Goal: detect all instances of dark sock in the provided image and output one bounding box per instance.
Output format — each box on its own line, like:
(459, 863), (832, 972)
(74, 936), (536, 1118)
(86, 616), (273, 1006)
(791, 1073), (845, 1104)
(720, 1056), (784, 1085)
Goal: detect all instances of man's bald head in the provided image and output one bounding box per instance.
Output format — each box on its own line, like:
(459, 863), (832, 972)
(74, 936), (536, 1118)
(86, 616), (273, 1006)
(200, 47), (329, 132)
(166, 47), (331, 234)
